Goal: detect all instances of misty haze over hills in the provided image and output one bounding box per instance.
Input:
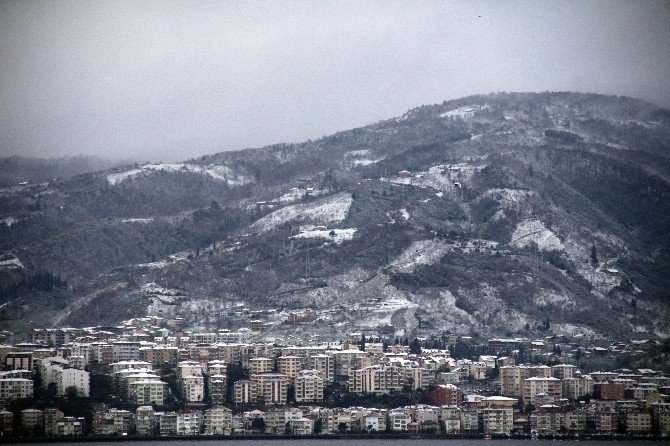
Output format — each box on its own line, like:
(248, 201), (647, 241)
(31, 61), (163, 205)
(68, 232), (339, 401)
(0, 91), (669, 342)
(0, 156), (136, 188)
(1, 1), (669, 161)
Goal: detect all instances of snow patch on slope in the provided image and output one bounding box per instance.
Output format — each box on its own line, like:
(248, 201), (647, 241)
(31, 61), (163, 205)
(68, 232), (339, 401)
(1, 216), (20, 227)
(390, 240), (450, 273)
(479, 188), (534, 210)
(251, 192), (353, 232)
(107, 163), (252, 186)
(344, 150), (385, 166)
(511, 219), (564, 251)
(552, 323), (598, 338)
(0, 256), (24, 269)
(359, 287), (419, 330)
(277, 187), (330, 204)
(391, 239), (501, 273)
(142, 283), (183, 297)
(387, 163), (484, 192)
(353, 158), (384, 166)
(534, 290), (575, 308)
(440, 104), (489, 119)
(121, 218), (154, 224)
(562, 237), (621, 293)
(293, 228), (357, 244)
(107, 169), (142, 185)
(415, 290), (478, 333)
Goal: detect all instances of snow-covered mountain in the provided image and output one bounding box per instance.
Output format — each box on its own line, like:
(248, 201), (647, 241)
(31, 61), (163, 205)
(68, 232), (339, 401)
(1, 92), (669, 341)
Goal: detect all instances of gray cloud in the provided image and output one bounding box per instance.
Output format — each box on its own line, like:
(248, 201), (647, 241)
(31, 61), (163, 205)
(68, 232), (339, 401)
(1, 0), (669, 161)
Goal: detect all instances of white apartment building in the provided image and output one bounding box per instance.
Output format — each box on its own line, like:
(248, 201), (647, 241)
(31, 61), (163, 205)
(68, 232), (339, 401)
(481, 407), (514, 434)
(264, 408), (305, 434)
(129, 380), (167, 405)
(363, 411), (387, 431)
(349, 365), (403, 394)
(290, 417), (314, 435)
(37, 357), (90, 397)
(295, 369), (324, 402)
(177, 360), (203, 379)
(55, 367), (90, 397)
(254, 373), (288, 405)
(562, 376), (595, 400)
(277, 356), (303, 384)
(181, 375), (205, 402)
(0, 378), (33, 400)
(551, 364), (577, 379)
(234, 379), (257, 405)
(110, 360), (152, 375)
(248, 357), (274, 376)
(523, 377), (562, 405)
(307, 354), (334, 383)
(135, 406), (156, 436)
(176, 411), (202, 435)
(207, 360), (227, 376)
(388, 409), (409, 431)
(402, 366), (432, 389)
(203, 406), (232, 435)
(208, 374), (228, 406)
(112, 342), (141, 362)
(37, 357), (69, 385)
(500, 365), (552, 398)
(67, 355), (86, 370)
(331, 350), (368, 376)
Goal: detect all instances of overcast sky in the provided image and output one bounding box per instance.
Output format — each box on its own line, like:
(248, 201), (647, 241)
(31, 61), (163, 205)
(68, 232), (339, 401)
(1, 1), (669, 162)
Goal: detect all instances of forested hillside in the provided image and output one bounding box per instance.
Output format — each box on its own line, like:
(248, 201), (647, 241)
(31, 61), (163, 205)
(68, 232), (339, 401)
(1, 92), (668, 341)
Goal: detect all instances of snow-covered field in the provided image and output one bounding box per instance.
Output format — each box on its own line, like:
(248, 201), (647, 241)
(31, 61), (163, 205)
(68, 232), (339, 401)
(251, 192), (353, 232)
(439, 104), (489, 119)
(387, 163), (484, 192)
(344, 150), (385, 167)
(414, 290), (478, 333)
(352, 157), (384, 166)
(414, 166), (458, 191)
(293, 228), (357, 244)
(562, 237), (621, 293)
(389, 239), (451, 273)
(534, 290), (575, 308)
(106, 169), (142, 185)
(121, 218), (154, 224)
(511, 219), (564, 251)
(107, 163), (253, 186)
(479, 188), (534, 211)
(552, 323), (598, 339)
(358, 288), (419, 330)
(277, 187), (329, 204)
(390, 238), (500, 273)
(141, 283), (182, 296)
(135, 260), (172, 269)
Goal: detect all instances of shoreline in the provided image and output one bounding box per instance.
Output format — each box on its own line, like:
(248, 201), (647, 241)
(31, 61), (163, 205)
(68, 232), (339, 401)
(3, 433), (666, 443)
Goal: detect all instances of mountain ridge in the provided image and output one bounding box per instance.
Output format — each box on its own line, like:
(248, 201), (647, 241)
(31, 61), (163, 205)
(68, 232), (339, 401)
(1, 91), (669, 342)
